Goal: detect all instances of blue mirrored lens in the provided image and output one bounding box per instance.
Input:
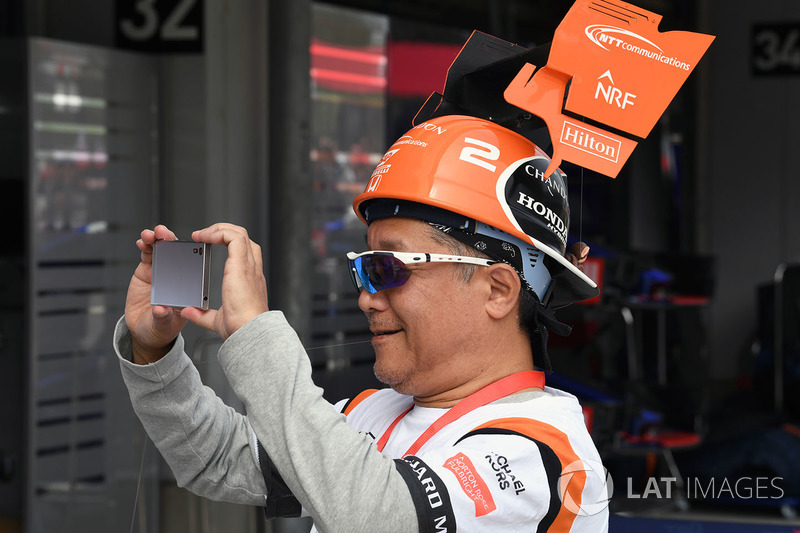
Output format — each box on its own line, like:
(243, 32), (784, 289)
(348, 253), (411, 293)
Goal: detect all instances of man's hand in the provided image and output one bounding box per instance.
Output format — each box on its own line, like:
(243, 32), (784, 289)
(125, 225), (188, 364)
(566, 242), (590, 271)
(181, 223), (269, 341)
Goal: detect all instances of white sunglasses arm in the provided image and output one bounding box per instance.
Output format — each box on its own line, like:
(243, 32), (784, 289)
(348, 251), (494, 267)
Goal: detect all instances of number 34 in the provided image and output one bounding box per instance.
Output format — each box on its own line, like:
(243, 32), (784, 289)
(753, 28), (800, 72)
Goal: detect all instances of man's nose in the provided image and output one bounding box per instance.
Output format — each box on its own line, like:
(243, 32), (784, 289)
(358, 287), (390, 314)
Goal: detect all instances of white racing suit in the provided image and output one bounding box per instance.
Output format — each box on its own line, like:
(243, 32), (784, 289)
(114, 311), (609, 532)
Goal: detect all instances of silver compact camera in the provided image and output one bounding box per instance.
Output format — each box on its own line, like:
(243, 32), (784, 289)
(151, 240), (211, 309)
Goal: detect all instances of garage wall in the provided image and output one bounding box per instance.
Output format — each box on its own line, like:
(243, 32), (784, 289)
(701, 0), (800, 379)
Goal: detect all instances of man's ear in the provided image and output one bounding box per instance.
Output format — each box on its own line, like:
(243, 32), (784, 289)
(484, 263), (521, 320)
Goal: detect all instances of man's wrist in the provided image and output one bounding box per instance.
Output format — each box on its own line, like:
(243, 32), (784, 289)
(131, 338), (176, 365)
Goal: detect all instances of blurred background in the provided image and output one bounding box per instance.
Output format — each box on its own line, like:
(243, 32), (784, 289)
(1, 0), (799, 531)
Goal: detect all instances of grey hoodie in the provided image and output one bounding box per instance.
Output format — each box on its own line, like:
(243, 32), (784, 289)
(114, 311), (416, 532)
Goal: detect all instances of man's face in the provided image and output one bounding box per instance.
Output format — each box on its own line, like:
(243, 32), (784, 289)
(358, 217), (488, 399)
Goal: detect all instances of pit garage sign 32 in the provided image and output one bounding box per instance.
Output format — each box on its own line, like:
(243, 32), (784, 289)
(116, 0), (204, 54)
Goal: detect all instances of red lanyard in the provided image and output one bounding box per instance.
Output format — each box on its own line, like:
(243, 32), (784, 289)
(375, 371), (545, 456)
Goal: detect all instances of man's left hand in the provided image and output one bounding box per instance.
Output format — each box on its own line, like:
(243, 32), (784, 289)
(566, 242), (590, 271)
(181, 223), (269, 341)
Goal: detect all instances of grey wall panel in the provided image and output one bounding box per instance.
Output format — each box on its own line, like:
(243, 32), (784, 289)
(37, 264), (133, 291)
(702, 0), (800, 379)
(35, 397), (105, 423)
(33, 356), (104, 400)
(37, 293), (118, 313)
(26, 38), (160, 532)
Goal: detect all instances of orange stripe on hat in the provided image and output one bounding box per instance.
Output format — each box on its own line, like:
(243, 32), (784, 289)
(470, 417), (586, 532)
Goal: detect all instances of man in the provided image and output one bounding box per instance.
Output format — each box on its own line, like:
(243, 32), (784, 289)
(115, 115), (609, 531)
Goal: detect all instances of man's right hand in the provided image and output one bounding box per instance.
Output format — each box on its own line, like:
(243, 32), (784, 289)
(125, 225), (188, 364)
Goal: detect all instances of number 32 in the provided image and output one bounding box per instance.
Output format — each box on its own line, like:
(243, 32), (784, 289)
(120, 0), (199, 41)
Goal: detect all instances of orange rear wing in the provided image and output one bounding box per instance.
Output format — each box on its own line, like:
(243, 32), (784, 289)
(504, 0), (714, 178)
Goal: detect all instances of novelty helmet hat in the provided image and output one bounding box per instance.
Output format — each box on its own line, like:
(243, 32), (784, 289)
(353, 114), (598, 308)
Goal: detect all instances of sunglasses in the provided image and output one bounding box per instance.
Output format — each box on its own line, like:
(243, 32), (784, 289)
(346, 250), (497, 293)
